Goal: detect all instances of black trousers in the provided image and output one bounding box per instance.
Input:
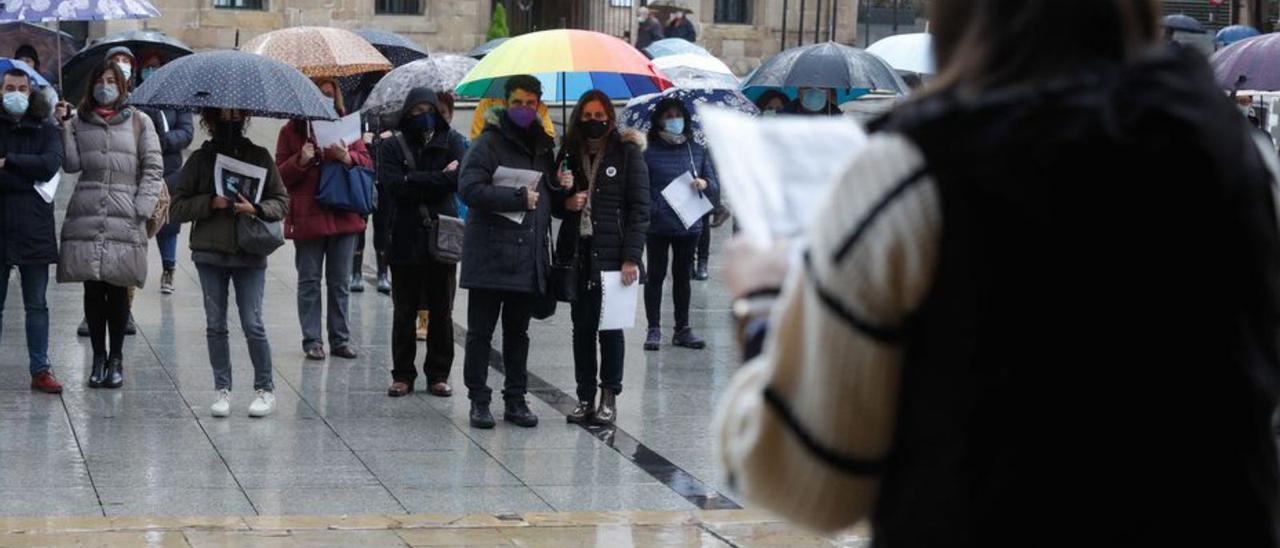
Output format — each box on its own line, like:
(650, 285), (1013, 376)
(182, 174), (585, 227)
(645, 233), (698, 329)
(697, 214), (712, 264)
(391, 262), (456, 385)
(463, 289), (533, 404)
(570, 238), (624, 402)
(84, 281), (129, 358)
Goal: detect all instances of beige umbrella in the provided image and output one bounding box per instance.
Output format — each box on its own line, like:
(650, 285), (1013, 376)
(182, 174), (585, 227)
(243, 26), (393, 79)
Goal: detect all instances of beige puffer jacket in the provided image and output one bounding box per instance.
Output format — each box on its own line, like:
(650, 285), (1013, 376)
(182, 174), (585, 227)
(58, 108), (163, 288)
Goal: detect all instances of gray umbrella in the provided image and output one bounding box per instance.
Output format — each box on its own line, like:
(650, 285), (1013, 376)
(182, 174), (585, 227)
(468, 38), (508, 60)
(741, 41), (907, 103)
(362, 55), (479, 120)
(1163, 14), (1206, 34)
(128, 50), (337, 120)
(353, 28), (429, 67)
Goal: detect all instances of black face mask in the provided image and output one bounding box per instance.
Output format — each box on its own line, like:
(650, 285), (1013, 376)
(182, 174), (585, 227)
(214, 120), (244, 142)
(582, 119), (610, 140)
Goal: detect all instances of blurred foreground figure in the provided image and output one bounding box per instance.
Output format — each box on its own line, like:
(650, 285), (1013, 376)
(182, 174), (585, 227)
(715, 1), (1280, 546)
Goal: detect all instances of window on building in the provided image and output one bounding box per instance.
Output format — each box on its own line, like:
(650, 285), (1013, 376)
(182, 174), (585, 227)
(376, 0), (422, 14)
(213, 0), (265, 10)
(715, 0), (751, 24)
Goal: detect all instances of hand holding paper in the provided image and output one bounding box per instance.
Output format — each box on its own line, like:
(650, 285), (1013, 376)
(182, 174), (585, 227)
(600, 271), (640, 331)
(312, 112), (362, 151)
(660, 171), (714, 230)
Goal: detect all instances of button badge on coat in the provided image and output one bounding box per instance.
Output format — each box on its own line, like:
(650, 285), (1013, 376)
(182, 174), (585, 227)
(605, 166), (617, 177)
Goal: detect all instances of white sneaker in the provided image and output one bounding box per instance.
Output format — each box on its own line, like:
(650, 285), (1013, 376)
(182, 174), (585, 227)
(248, 390), (275, 418)
(210, 389), (231, 418)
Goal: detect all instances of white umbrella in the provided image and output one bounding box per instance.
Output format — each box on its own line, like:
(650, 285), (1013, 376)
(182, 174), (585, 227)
(867, 33), (935, 75)
(652, 53), (738, 90)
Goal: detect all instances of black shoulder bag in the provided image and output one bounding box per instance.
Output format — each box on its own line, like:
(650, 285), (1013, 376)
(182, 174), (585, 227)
(396, 132), (464, 265)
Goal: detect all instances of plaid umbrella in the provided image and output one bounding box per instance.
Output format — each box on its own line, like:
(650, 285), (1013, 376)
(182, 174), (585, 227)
(243, 26), (393, 79)
(128, 50), (338, 120)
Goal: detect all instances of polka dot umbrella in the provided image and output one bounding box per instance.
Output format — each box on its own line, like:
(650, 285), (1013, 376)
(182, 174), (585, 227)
(243, 26), (393, 79)
(128, 50), (338, 120)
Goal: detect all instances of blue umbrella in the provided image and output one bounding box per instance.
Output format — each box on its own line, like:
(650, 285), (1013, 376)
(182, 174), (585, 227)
(741, 41), (907, 103)
(645, 38), (713, 59)
(128, 50), (337, 120)
(1163, 14), (1206, 34)
(621, 87), (758, 146)
(0, 57), (51, 87)
(1216, 25), (1260, 47)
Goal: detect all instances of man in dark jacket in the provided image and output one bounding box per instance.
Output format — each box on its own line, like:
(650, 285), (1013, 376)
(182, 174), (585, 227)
(380, 87), (468, 399)
(0, 68), (64, 393)
(458, 74), (568, 429)
(636, 8), (665, 50)
(665, 11), (697, 43)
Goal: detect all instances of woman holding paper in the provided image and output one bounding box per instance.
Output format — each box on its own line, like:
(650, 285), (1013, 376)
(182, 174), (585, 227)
(552, 90), (650, 425)
(170, 108), (289, 418)
(275, 78), (372, 361)
(642, 98), (719, 352)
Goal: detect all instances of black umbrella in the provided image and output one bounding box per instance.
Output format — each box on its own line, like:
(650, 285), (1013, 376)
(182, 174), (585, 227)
(468, 37), (509, 60)
(353, 28), (429, 67)
(0, 22), (80, 85)
(1163, 14), (1206, 34)
(128, 50), (338, 120)
(62, 29), (193, 104)
(741, 41), (907, 102)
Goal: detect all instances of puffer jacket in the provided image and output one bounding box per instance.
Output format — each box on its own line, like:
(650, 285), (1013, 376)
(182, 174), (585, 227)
(168, 137), (289, 257)
(275, 118), (372, 241)
(644, 134), (720, 236)
(140, 108), (194, 183)
(551, 128), (650, 274)
(0, 89), (62, 266)
(58, 107), (164, 288)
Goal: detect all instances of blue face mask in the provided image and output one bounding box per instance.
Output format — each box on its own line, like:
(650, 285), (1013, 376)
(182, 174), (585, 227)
(3, 92), (29, 117)
(141, 67), (157, 81)
(117, 63), (132, 82)
(801, 89), (829, 112)
(412, 111), (436, 134)
(662, 117), (685, 135)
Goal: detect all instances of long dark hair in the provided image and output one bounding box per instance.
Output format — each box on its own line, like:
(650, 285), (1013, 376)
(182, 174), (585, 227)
(927, 0), (1160, 95)
(562, 89), (616, 155)
(78, 60), (129, 118)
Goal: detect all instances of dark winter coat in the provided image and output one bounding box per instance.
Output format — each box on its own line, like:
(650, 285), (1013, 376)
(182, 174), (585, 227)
(0, 90), (62, 266)
(378, 87), (468, 266)
(140, 108), (194, 184)
(168, 137), (289, 257)
(665, 21), (696, 43)
(275, 118), (373, 241)
(551, 128), (650, 275)
(458, 107), (567, 294)
(644, 134), (719, 237)
(636, 18), (665, 50)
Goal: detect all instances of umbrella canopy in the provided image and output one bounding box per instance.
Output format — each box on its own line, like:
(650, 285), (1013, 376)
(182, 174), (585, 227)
(1216, 25), (1261, 47)
(1163, 14), (1206, 34)
(644, 38), (712, 59)
(621, 88), (757, 146)
(867, 32), (935, 75)
(128, 50), (338, 120)
(652, 53), (738, 90)
(353, 28), (428, 67)
(1212, 33), (1280, 91)
(0, 22), (79, 79)
(741, 41), (908, 103)
(456, 29), (671, 101)
(0, 58), (51, 87)
(468, 37), (509, 60)
(61, 28), (192, 104)
(362, 55), (479, 120)
(243, 26), (393, 79)
(0, 0), (160, 22)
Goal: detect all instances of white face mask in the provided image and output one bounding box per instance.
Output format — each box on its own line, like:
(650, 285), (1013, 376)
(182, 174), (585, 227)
(1240, 105), (1253, 117)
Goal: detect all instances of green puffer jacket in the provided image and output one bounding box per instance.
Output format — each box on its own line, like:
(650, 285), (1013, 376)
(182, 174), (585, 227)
(169, 137), (288, 257)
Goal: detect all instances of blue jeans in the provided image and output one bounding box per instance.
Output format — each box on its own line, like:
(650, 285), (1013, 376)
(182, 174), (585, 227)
(156, 222), (180, 270)
(0, 265), (51, 375)
(196, 263), (273, 391)
(294, 234), (358, 351)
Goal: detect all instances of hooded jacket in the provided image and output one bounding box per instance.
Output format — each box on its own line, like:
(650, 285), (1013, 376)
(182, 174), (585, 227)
(551, 127), (651, 274)
(377, 87), (468, 266)
(0, 89), (62, 266)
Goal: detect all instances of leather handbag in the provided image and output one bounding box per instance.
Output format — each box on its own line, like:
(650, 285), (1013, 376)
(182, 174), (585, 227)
(421, 205), (465, 265)
(317, 162), (376, 215)
(236, 215), (285, 256)
(132, 111), (170, 238)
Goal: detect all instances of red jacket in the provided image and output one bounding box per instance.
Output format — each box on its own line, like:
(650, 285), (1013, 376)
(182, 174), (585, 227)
(275, 119), (372, 241)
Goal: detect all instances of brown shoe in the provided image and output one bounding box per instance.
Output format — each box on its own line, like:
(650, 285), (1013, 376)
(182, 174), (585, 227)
(305, 346), (326, 361)
(331, 346), (358, 359)
(427, 382), (453, 398)
(388, 381), (413, 397)
(30, 371), (63, 394)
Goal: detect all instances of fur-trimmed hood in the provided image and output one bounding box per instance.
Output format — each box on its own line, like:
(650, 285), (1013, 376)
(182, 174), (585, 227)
(618, 127), (647, 151)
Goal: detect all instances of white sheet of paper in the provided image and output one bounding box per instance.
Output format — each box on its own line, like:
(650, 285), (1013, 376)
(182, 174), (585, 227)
(213, 154), (269, 203)
(599, 271), (640, 331)
(35, 173), (60, 204)
(700, 108), (869, 247)
(660, 171), (714, 230)
(311, 112), (362, 150)
(492, 166), (543, 225)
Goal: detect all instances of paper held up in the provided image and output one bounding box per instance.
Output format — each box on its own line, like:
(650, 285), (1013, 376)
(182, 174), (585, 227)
(599, 271), (640, 331)
(700, 108), (869, 247)
(312, 111), (362, 150)
(35, 173), (60, 204)
(213, 154), (269, 203)
(660, 171), (715, 230)
(492, 166), (543, 225)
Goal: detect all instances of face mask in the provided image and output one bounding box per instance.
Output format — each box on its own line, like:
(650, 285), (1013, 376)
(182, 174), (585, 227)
(1240, 105), (1253, 117)
(117, 63), (132, 82)
(3, 92), (29, 117)
(93, 83), (119, 106)
(412, 112), (436, 134)
(662, 117), (685, 135)
(214, 120), (245, 141)
(762, 109), (778, 117)
(141, 67), (157, 81)
(801, 89), (828, 112)
(582, 119), (609, 139)
(508, 105), (538, 129)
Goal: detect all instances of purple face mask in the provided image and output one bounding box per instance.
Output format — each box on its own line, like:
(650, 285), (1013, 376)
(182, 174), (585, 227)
(508, 105), (538, 129)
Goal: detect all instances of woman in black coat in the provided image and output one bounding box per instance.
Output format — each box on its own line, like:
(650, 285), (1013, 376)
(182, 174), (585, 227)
(552, 89), (650, 425)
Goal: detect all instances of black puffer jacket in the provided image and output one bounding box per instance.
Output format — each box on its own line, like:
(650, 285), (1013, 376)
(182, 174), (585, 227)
(378, 87), (468, 265)
(552, 128), (650, 274)
(0, 90), (62, 266)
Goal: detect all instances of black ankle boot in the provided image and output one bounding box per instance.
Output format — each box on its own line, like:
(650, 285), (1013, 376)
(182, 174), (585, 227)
(470, 401), (496, 429)
(376, 252), (392, 295)
(503, 399), (539, 428)
(567, 399), (595, 424)
(103, 356), (124, 389)
(88, 355), (106, 388)
(592, 389), (618, 426)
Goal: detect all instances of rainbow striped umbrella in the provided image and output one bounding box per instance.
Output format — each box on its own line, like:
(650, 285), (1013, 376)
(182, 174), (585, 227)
(455, 29), (671, 101)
